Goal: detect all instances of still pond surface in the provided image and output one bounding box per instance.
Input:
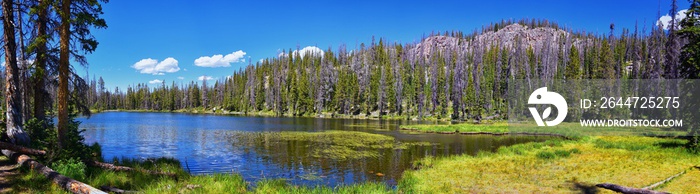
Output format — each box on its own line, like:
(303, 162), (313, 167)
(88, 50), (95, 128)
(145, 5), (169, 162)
(78, 112), (551, 187)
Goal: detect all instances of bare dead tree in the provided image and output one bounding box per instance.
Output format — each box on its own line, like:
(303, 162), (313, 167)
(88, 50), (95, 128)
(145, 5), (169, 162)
(3, 0), (31, 147)
(393, 45), (403, 115)
(665, 0), (680, 79)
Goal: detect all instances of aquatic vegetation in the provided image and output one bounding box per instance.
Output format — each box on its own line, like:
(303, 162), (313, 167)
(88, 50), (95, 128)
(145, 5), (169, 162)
(342, 124), (392, 131)
(228, 130), (432, 160)
(401, 122), (509, 134)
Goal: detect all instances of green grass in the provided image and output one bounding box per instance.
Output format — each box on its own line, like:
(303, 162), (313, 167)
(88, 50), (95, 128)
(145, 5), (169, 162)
(402, 122), (509, 133)
(8, 156), (396, 194)
(253, 179), (393, 194)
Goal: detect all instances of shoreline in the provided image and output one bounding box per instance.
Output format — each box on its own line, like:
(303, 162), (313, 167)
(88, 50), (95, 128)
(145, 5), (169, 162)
(399, 127), (572, 139)
(91, 108), (459, 122)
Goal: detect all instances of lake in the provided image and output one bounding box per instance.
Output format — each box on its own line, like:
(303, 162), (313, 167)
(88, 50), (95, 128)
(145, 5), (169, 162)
(78, 112), (551, 187)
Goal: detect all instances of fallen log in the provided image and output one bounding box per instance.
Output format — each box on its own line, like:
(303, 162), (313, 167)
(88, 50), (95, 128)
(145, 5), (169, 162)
(16, 154), (106, 194)
(642, 170), (686, 190)
(595, 183), (669, 194)
(0, 142), (178, 177)
(84, 160), (177, 178)
(0, 141), (46, 155)
(99, 185), (134, 194)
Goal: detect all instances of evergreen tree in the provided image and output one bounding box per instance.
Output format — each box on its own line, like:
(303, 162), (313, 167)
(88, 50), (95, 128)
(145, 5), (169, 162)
(679, 0), (700, 78)
(596, 39), (616, 79)
(565, 45), (582, 79)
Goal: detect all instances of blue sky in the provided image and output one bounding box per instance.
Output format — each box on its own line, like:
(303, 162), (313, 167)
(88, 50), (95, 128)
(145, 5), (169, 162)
(84, 0), (689, 91)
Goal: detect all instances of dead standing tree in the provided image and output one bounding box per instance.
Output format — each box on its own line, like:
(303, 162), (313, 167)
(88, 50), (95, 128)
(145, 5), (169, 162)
(2, 0), (31, 148)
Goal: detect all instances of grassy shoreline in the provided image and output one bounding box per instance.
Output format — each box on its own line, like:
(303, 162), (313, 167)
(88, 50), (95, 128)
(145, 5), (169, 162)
(7, 156), (394, 193)
(400, 136), (700, 193)
(400, 122), (689, 138)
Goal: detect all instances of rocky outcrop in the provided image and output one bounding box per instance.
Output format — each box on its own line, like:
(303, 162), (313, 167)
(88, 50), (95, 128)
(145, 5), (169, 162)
(412, 23), (582, 57)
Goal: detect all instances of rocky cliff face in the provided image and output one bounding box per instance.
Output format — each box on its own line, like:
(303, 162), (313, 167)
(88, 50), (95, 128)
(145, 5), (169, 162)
(407, 23), (589, 81)
(413, 23), (582, 57)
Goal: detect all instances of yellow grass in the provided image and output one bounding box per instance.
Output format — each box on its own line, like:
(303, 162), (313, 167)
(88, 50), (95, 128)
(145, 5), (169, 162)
(401, 136), (700, 193)
(661, 168), (700, 193)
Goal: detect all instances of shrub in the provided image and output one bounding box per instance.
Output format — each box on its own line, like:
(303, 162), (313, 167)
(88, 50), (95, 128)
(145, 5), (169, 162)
(24, 118), (53, 151)
(24, 117), (102, 163)
(537, 148), (579, 160)
(690, 136), (700, 154)
(553, 149), (571, 157)
(570, 148), (582, 154)
(536, 151), (556, 159)
(52, 158), (87, 181)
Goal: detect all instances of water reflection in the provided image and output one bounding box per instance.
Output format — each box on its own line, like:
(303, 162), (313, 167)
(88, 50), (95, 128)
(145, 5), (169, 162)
(79, 112), (552, 187)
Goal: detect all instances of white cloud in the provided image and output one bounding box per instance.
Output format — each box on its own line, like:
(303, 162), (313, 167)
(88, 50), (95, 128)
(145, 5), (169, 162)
(131, 57), (180, 75)
(278, 46), (325, 58)
(658, 9), (687, 30)
(194, 50), (247, 67)
(148, 79), (163, 84)
(198, 76), (214, 81)
(177, 76), (184, 80)
(294, 46), (324, 58)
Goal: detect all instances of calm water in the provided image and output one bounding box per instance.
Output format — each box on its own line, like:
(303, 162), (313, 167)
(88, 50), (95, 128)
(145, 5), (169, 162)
(78, 112), (551, 187)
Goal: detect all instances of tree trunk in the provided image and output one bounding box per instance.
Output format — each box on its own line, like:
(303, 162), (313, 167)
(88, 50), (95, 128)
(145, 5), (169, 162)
(58, 0), (71, 148)
(2, 0), (30, 147)
(0, 141), (46, 156)
(99, 185), (133, 194)
(642, 170), (686, 190)
(596, 183), (669, 194)
(33, 0), (49, 121)
(16, 0), (30, 124)
(16, 154), (106, 194)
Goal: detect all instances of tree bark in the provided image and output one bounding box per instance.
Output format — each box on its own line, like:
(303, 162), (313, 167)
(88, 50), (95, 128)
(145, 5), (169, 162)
(16, 154), (106, 194)
(0, 141), (46, 156)
(642, 170), (686, 190)
(33, 0), (49, 121)
(58, 0), (71, 148)
(596, 183), (669, 194)
(16, 0), (30, 124)
(99, 185), (133, 194)
(2, 0), (30, 147)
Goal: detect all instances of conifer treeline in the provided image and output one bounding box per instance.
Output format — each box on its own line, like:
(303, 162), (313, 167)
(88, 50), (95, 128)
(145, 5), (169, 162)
(88, 18), (693, 120)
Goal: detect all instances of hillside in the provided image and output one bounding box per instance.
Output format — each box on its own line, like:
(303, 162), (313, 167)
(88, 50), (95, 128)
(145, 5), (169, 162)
(90, 19), (676, 121)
